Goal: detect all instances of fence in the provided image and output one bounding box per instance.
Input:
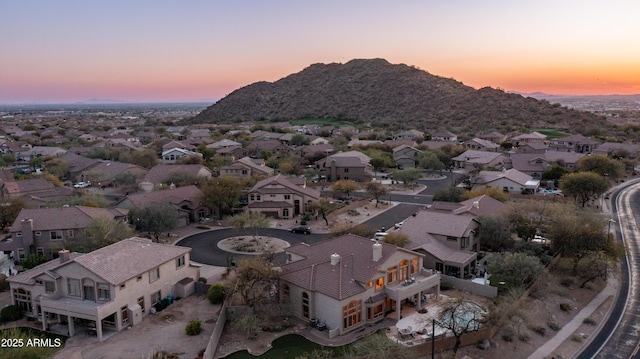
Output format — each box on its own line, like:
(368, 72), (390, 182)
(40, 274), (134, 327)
(203, 303), (228, 359)
(441, 275), (498, 298)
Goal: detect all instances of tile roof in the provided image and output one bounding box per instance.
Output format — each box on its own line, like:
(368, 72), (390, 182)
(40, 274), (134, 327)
(3, 178), (55, 194)
(452, 150), (504, 165)
(281, 235), (400, 300)
(119, 185), (203, 208)
(9, 206), (128, 232)
(249, 174), (320, 199)
(144, 164), (212, 184)
(399, 210), (478, 240)
(474, 169), (533, 187)
(543, 150), (586, 164)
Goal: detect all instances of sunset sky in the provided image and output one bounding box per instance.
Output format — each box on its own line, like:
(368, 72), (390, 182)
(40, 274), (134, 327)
(2, 1), (639, 104)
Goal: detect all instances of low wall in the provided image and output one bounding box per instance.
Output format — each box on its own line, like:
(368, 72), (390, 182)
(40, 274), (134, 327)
(441, 275), (498, 298)
(203, 303), (227, 359)
(404, 326), (493, 356)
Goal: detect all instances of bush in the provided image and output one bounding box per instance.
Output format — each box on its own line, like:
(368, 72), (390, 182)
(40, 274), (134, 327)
(547, 320), (561, 331)
(185, 319), (202, 335)
(21, 254), (47, 269)
(560, 278), (574, 288)
(529, 324), (546, 336)
(518, 333), (531, 342)
(571, 333), (583, 342)
(207, 284), (225, 305)
(501, 326), (515, 342)
(560, 302), (573, 312)
(583, 317), (597, 325)
(0, 305), (23, 322)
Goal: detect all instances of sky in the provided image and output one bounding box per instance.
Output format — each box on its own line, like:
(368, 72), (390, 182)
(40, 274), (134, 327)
(2, 0), (639, 104)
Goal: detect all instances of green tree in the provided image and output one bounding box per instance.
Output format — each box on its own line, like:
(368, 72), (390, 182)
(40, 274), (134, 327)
(21, 254), (47, 269)
(560, 171), (608, 207)
(541, 165), (567, 182)
(369, 157), (388, 177)
(163, 171), (198, 187)
(576, 154), (625, 181)
(392, 168), (422, 186)
(130, 202), (179, 242)
(382, 232), (410, 248)
(115, 172), (138, 191)
(418, 151), (446, 172)
(291, 134), (309, 146)
(207, 284), (225, 304)
(66, 217), (133, 252)
(201, 177), (245, 219)
(130, 149), (159, 169)
(460, 187), (509, 203)
(433, 186), (465, 202)
(331, 179), (359, 199)
(365, 182), (388, 207)
(476, 215), (514, 252)
(0, 198), (27, 230)
(485, 252), (547, 288)
(230, 211), (270, 240)
(307, 198), (340, 226)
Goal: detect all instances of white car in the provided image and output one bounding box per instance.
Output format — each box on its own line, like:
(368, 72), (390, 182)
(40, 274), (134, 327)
(73, 181), (91, 188)
(373, 232), (388, 241)
(394, 221), (404, 229)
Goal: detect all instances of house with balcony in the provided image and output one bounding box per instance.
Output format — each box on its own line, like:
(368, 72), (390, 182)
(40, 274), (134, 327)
(315, 151), (373, 182)
(246, 174), (320, 218)
(0, 206), (129, 261)
(8, 237), (200, 342)
(279, 235), (441, 338)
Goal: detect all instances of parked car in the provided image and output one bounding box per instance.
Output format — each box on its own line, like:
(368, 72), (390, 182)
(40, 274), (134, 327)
(373, 232), (388, 241)
(291, 226), (312, 234)
(73, 181), (91, 188)
(394, 221), (404, 229)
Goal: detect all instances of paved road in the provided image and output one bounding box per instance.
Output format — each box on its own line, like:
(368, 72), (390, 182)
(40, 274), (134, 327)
(360, 203), (425, 231)
(176, 228), (330, 266)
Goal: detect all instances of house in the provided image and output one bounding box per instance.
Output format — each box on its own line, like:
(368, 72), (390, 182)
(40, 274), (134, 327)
(219, 157), (274, 178)
(543, 151), (586, 171)
(15, 146), (67, 162)
(511, 132), (547, 146)
(57, 152), (101, 181)
(162, 140), (196, 152)
(462, 138), (500, 152)
(392, 145), (422, 169)
(429, 195), (508, 219)
(1, 178), (57, 200)
(0, 206), (129, 261)
(593, 142), (640, 158)
(478, 131), (506, 144)
(451, 150), (506, 172)
(431, 131), (458, 142)
(215, 146), (248, 160)
(102, 138), (140, 152)
(115, 185), (209, 226)
(347, 139), (383, 148)
(507, 153), (551, 178)
(315, 151), (373, 182)
(79, 161), (148, 188)
(471, 169), (540, 194)
(550, 134), (599, 153)
(514, 142), (548, 154)
(8, 237), (200, 342)
(206, 139), (242, 150)
(143, 164), (213, 186)
(393, 129), (424, 142)
(398, 210), (480, 279)
(246, 140), (293, 157)
(246, 174), (320, 218)
(295, 144), (335, 159)
(279, 235), (441, 338)
(161, 148), (203, 164)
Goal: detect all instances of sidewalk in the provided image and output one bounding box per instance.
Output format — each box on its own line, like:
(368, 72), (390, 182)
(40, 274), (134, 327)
(527, 277), (618, 359)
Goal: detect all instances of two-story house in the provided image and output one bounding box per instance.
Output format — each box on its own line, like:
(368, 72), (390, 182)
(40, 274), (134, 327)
(0, 206), (129, 261)
(315, 151), (373, 182)
(462, 138), (500, 152)
(279, 235), (441, 338)
(392, 145), (423, 169)
(246, 174), (320, 218)
(161, 148), (203, 164)
(219, 157), (274, 179)
(8, 237), (200, 342)
(550, 134), (599, 154)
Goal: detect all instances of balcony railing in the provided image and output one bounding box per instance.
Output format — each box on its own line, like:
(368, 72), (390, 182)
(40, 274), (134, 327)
(384, 268), (440, 300)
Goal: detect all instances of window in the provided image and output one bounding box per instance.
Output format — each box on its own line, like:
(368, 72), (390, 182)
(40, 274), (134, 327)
(284, 195), (291, 200)
(446, 236), (457, 242)
(13, 288), (32, 313)
(68, 279), (80, 297)
(83, 279), (95, 301)
(411, 258), (419, 274)
(375, 277), (384, 291)
(98, 283), (110, 301)
(137, 275), (142, 282)
(17, 248), (25, 260)
(283, 208), (289, 217)
(302, 292), (310, 319)
(120, 284), (125, 290)
(367, 303), (384, 321)
(68, 230), (74, 238)
(149, 267), (160, 283)
(138, 296), (145, 313)
(50, 230), (63, 241)
(44, 281), (55, 293)
(250, 194), (255, 201)
(387, 266), (397, 283)
(16, 232), (22, 237)
(35, 231), (41, 236)
(282, 284), (290, 303)
(242, 169), (248, 175)
(344, 168), (349, 173)
(36, 247), (45, 256)
(176, 255), (185, 268)
(35, 279), (43, 286)
(342, 300), (362, 330)
(121, 306), (129, 325)
(151, 291), (161, 305)
(256, 195), (261, 201)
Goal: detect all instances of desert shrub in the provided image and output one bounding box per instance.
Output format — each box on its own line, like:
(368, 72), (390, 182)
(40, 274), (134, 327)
(583, 317), (597, 325)
(571, 333), (583, 342)
(529, 324), (546, 336)
(560, 302), (573, 312)
(185, 319), (202, 335)
(0, 305), (23, 322)
(560, 278), (574, 288)
(501, 326), (515, 342)
(347, 209), (360, 216)
(518, 332), (531, 342)
(547, 320), (561, 331)
(207, 284), (225, 304)
(196, 225), (210, 230)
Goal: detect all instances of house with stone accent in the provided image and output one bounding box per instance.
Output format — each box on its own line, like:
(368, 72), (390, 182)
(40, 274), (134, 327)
(246, 174), (320, 218)
(279, 235), (440, 338)
(8, 237), (200, 342)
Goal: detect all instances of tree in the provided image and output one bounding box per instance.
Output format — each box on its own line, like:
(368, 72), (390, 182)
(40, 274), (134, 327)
(392, 168), (422, 186)
(331, 179), (359, 199)
(130, 202), (179, 242)
(438, 297), (487, 353)
(548, 208), (608, 275)
(115, 172), (138, 191)
(382, 232), (410, 248)
(365, 182), (388, 207)
(201, 177), (245, 219)
(290, 134), (309, 146)
(0, 198), (27, 230)
(476, 215), (514, 252)
(369, 157), (387, 177)
(130, 149), (159, 169)
(541, 165), (567, 182)
(67, 217), (133, 252)
(21, 254), (47, 269)
(230, 211), (270, 240)
(207, 284), (225, 304)
(307, 198), (340, 226)
(418, 151), (445, 172)
(575, 251), (614, 288)
(506, 201), (563, 241)
(560, 171), (608, 207)
(485, 252), (547, 288)
(433, 186), (465, 202)
(163, 171), (198, 187)
(225, 256), (278, 308)
(577, 154), (625, 181)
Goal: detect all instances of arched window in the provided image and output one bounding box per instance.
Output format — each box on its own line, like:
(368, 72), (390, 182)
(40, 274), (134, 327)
(343, 300), (362, 330)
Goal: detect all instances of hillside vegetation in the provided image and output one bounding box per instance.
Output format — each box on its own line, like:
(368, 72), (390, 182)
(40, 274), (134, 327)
(188, 59), (609, 137)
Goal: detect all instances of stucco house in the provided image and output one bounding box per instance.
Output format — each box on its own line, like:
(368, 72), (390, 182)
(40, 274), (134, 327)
(143, 164), (213, 186)
(392, 145), (422, 169)
(315, 151), (373, 182)
(279, 235), (441, 338)
(161, 148), (203, 164)
(550, 134), (599, 154)
(246, 174), (320, 218)
(471, 168), (540, 194)
(79, 161), (148, 188)
(462, 138), (500, 152)
(0, 206), (129, 261)
(219, 157), (274, 179)
(8, 237), (200, 342)
(451, 150), (506, 172)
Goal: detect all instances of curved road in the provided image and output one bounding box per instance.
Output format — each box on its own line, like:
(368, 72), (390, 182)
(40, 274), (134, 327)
(578, 180), (640, 358)
(176, 228), (329, 266)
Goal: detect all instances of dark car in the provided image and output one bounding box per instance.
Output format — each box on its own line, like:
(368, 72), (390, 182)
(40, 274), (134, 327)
(291, 226), (311, 234)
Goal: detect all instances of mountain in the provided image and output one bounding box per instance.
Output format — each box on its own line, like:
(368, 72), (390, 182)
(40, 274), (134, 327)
(188, 59), (607, 135)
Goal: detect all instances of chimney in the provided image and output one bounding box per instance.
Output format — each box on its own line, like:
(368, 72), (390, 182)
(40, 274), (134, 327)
(21, 219), (34, 247)
(330, 253), (340, 266)
(473, 201), (480, 209)
(59, 249), (70, 264)
(373, 242), (382, 262)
